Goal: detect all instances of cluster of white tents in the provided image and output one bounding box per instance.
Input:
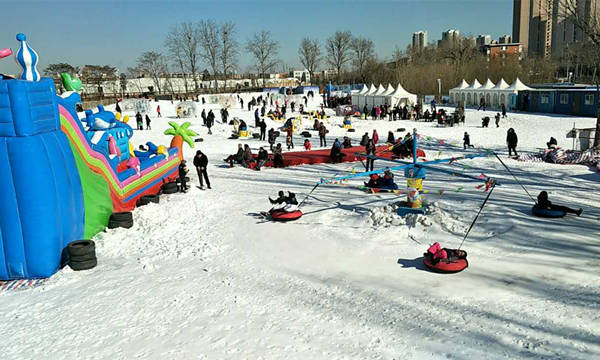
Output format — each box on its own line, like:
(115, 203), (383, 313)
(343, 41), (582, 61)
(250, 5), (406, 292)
(449, 78), (532, 108)
(351, 83), (417, 109)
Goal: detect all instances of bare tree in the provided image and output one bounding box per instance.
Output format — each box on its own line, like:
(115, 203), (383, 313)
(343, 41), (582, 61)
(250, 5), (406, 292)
(351, 37), (375, 82)
(325, 31), (353, 83)
(219, 21), (238, 91)
(81, 65), (117, 96)
(198, 19), (220, 91)
(560, 0), (600, 146)
(166, 23), (200, 91)
(43, 63), (80, 93)
(165, 25), (189, 93)
(298, 37), (321, 83)
(131, 51), (167, 94)
(246, 30), (279, 87)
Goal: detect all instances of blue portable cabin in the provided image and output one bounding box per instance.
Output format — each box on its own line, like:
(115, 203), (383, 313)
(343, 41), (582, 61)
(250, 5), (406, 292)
(517, 83), (599, 117)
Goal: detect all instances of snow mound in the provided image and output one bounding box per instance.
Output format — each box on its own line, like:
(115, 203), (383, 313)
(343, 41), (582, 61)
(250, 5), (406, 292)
(367, 201), (467, 234)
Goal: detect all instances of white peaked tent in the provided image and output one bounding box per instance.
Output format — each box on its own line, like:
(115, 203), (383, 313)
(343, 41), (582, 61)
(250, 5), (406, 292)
(358, 83), (377, 108)
(489, 78), (510, 106)
(480, 79), (495, 106)
(352, 84), (369, 108)
(464, 79), (482, 105)
(367, 84), (386, 108)
(387, 83), (418, 107)
(503, 78), (532, 108)
(374, 84), (395, 106)
(449, 79), (469, 104)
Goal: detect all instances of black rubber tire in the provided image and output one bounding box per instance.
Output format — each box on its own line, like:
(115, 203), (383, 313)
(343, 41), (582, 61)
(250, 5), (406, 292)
(397, 128), (406, 132)
(347, 128), (356, 132)
(252, 133), (261, 139)
(70, 252), (97, 262)
(137, 194), (160, 206)
(69, 258), (97, 271)
(67, 240), (95, 257)
(194, 138), (204, 142)
(110, 212), (132, 222)
(108, 217), (134, 229)
(162, 182), (179, 194)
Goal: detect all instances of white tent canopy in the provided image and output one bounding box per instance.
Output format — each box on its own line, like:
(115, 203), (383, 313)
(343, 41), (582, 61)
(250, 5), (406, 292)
(449, 77), (532, 108)
(367, 84), (386, 108)
(387, 83), (417, 107)
(352, 84), (369, 107)
(374, 84), (395, 105)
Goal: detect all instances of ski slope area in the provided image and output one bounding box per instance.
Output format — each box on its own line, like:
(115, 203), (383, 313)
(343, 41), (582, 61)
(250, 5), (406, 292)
(1, 96), (599, 359)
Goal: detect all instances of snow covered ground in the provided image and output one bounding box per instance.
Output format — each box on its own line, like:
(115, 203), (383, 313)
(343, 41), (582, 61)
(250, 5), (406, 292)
(1, 95), (599, 359)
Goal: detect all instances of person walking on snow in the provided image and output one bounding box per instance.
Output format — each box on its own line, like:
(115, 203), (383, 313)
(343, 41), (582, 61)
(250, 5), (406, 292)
(145, 114), (151, 130)
(495, 113), (501, 128)
(259, 118), (267, 141)
(463, 132), (474, 149)
(156, 105), (161, 117)
(478, 96), (486, 111)
(372, 129), (379, 145)
(501, 103), (507, 118)
(193, 150), (211, 189)
(506, 128), (518, 157)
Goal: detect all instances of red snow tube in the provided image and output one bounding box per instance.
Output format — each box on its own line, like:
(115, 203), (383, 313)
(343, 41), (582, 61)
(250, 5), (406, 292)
(271, 210), (303, 222)
(423, 253), (468, 273)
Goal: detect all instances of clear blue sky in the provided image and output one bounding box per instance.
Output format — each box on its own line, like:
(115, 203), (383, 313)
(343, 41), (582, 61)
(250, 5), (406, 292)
(0, 0), (513, 75)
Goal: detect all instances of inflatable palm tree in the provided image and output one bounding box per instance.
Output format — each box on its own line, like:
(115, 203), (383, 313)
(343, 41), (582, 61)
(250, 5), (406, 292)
(164, 121), (197, 160)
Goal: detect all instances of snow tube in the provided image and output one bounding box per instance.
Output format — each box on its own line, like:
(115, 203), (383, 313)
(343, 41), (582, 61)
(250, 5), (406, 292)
(423, 253), (468, 273)
(271, 210), (303, 222)
(531, 205), (566, 218)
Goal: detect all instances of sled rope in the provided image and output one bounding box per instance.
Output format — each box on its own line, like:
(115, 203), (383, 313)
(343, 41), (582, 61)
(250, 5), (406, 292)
(458, 183), (495, 250)
(493, 152), (536, 203)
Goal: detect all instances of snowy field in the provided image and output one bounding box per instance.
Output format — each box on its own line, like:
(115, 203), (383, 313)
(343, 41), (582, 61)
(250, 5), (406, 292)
(1, 95), (599, 359)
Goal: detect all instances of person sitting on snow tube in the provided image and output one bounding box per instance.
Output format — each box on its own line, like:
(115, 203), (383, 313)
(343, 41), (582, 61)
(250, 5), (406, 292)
(432, 248), (467, 265)
(342, 136), (352, 149)
(546, 137), (558, 149)
(364, 174), (381, 188)
(269, 191), (299, 213)
(536, 191), (582, 216)
(223, 144), (244, 167)
(427, 242), (467, 265)
(379, 168), (398, 190)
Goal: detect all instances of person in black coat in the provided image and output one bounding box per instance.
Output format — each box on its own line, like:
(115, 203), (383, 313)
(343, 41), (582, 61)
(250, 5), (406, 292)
(537, 191), (582, 216)
(360, 132), (370, 146)
(463, 132), (474, 149)
(193, 150), (211, 189)
(178, 160), (189, 192)
(501, 103), (507, 118)
(365, 139), (376, 171)
(547, 137), (557, 149)
(145, 114), (151, 130)
(259, 119), (267, 141)
(115, 102), (121, 113)
(506, 128), (518, 157)
(256, 147), (269, 171)
(268, 128), (277, 150)
(387, 131), (395, 144)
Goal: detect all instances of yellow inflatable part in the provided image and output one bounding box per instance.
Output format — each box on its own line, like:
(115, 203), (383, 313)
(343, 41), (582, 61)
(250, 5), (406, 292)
(115, 112), (121, 121)
(123, 115), (130, 124)
(157, 145), (168, 156)
(239, 130), (249, 137)
(129, 142), (135, 157)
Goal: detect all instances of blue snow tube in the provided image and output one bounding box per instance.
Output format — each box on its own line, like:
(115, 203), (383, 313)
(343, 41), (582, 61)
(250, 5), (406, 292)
(531, 204), (566, 218)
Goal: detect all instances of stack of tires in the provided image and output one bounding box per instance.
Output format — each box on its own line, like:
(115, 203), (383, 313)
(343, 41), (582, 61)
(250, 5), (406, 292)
(67, 240), (97, 271)
(108, 211), (133, 229)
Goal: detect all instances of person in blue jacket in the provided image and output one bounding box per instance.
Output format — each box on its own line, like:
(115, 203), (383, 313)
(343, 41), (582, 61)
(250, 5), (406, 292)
(379, 168), (398, 189)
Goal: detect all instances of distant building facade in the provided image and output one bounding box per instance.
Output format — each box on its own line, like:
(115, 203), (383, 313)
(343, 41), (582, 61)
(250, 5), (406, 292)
(412, 31), (428, 51)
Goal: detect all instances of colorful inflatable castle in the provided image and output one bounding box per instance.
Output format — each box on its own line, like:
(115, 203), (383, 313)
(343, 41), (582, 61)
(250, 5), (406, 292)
(0, 34), (193, 280)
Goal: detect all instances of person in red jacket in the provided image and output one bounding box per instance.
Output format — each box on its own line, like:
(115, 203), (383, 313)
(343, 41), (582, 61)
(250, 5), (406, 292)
(372, 129), (379, 145)
(304, 139), (311, 151)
